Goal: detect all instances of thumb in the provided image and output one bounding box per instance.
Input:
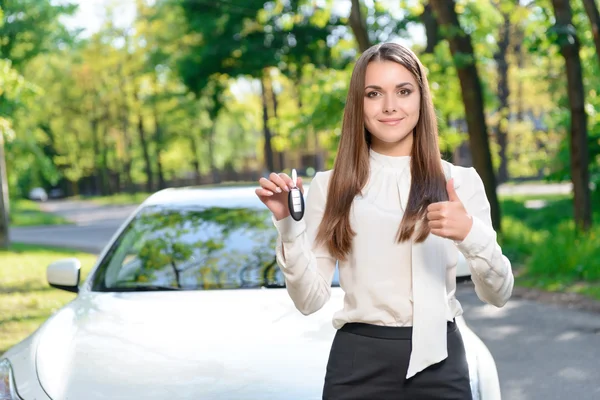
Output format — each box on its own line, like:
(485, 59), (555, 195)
(297, 177), (305, 194)
(446, 178), (460, 202)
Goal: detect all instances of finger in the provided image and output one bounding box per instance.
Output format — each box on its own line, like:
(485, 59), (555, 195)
(269, 173), (289, 193)
(255, 187), (274, 197)
(447, 179), (460, 202)
(428, 220), (445, 230)
(278, 172), (295, 190)
(260, 177), (281, 194)
(426, 210), (444, 221)
(427, 202), (445, 213)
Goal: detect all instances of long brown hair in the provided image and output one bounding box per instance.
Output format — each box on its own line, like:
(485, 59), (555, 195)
(315, 42), (448, 261)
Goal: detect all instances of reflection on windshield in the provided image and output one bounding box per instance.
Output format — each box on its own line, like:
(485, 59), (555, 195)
(91, 205), (285, 291)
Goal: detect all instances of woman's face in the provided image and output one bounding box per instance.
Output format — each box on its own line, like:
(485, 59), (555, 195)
(363, 60), (421, 156)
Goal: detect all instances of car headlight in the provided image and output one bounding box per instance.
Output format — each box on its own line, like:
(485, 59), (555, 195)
(0, 359), (21, 400)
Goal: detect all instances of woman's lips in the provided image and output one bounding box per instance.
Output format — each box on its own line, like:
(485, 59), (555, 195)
(379, 118), (404, 126)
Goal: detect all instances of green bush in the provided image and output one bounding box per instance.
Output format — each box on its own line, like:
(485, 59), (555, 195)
(498, 216), (547, 263)
(527, 221), (600, 281)
(497, 190), (600, 299)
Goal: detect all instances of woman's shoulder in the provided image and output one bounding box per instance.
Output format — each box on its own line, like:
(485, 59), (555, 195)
(311, 169), (334, 186)
(440, 160), (483, 190)
(308, 169), (333, 197)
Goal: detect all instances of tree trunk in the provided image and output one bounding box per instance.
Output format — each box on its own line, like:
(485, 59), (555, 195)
(207, 123), (220, 184)
(152, 109), (166, 190)
(494, 11), (511, 184)
(121, 111), (134, 193)
(134, 86), (154, 193)
(189, 133), (202, 185)
(582, 0), (600, 66)
(261, 76), (275, 173)
(90, 118), (102, 195)
(551, 0), (592, 231)
(349, 0), (371, 52)
(421, 2), (440, 53)
(137, 112), (154, 193)
(100, 121), (111, 195)
(294, 74), (303, 111)
(271, 80), (279, 120)
(152, 74), (166, 190)
(0, 134), (10, 248)
(116, 60), (134, 193)
(270, 77), (281, 152)
(117, 68), (134, 193)
(430, 0), (501, 232)
(204, 81), (223, 184)
(513, 23), (525, 121)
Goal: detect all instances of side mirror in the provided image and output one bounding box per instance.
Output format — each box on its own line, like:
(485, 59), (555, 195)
(47, 258), (81, 293)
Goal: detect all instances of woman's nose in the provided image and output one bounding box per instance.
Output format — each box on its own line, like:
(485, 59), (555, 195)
(383, 97), (398, 114)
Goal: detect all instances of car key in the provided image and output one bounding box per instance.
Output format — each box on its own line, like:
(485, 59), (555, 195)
(288, 169), (305, 221)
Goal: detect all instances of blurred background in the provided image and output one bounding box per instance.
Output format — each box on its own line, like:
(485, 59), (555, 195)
(0, 0), (599, 397)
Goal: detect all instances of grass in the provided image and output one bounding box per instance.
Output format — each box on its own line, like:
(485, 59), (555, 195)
(9, 199), (70, 227)
(0, 243), (97, 355)
(499, 189), (600, 301)
(78, 191), (152, 206)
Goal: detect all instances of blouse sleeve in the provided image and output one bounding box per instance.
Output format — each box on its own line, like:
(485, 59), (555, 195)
(272, 171), (337, 315)
(455, 167), (514, 307)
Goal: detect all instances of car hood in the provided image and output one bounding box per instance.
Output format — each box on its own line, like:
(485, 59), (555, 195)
(36, 289), (342, 400)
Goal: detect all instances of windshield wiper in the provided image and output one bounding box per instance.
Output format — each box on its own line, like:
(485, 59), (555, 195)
(110, 285), (183, 292)
(262, 283), (286, 289)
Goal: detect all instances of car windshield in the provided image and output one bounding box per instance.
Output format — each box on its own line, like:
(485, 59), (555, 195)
(91, 204), (339, 291)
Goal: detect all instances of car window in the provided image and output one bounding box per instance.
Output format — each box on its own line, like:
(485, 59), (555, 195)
(90, 204), (340, 291)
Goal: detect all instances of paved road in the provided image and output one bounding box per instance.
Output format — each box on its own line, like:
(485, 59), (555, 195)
(9, 200), (138, 253)
(456, 282), (600, 400)
(496, 182), (573, 196)
(9, 183), (600, 399)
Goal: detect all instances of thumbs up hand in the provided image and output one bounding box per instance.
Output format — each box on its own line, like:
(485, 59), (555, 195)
(426, 179), (473, 242)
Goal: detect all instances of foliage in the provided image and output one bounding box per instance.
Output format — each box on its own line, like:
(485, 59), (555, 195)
(3, 0), (597, 198)
(9, 199), (70, 227)
(499, 189), (600, 285)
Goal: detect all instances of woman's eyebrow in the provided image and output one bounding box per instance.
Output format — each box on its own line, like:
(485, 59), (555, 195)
(365, 82), (415, 90)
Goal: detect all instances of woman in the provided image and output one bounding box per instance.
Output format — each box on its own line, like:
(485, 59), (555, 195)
(255, 42), (514, 399)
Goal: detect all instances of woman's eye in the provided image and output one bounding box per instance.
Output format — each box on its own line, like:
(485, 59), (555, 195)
(398, 89), (411, 96)
(367, 91), (379, 98)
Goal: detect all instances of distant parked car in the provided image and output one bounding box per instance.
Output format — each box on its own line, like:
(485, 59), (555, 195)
(1, 185), (501, 400)
(48, 188), (64, 199)
(28, 187), (48, 202)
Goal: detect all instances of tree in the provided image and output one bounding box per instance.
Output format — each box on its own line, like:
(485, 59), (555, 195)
(0, 0), (76, 69)
(349, 0), (371, 52)
(176, 0), (344, 173)
(0, 1), (75, 247)
(550, 0), (592, 231)
(421, 2), (440, 54)
(582, 0), (600, 65)
(492, 1), (513, 184)
(429, 0), (501, 231)
(0, 126), (8, 248)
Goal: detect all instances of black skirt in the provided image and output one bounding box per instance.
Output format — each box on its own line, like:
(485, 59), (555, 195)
(322, 320), (473, 400)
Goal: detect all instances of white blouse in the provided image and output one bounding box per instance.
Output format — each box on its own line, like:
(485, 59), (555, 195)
(272, 149), (514, 378)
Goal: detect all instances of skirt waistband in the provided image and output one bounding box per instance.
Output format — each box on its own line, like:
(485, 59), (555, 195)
(339, 320), (457, 340)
